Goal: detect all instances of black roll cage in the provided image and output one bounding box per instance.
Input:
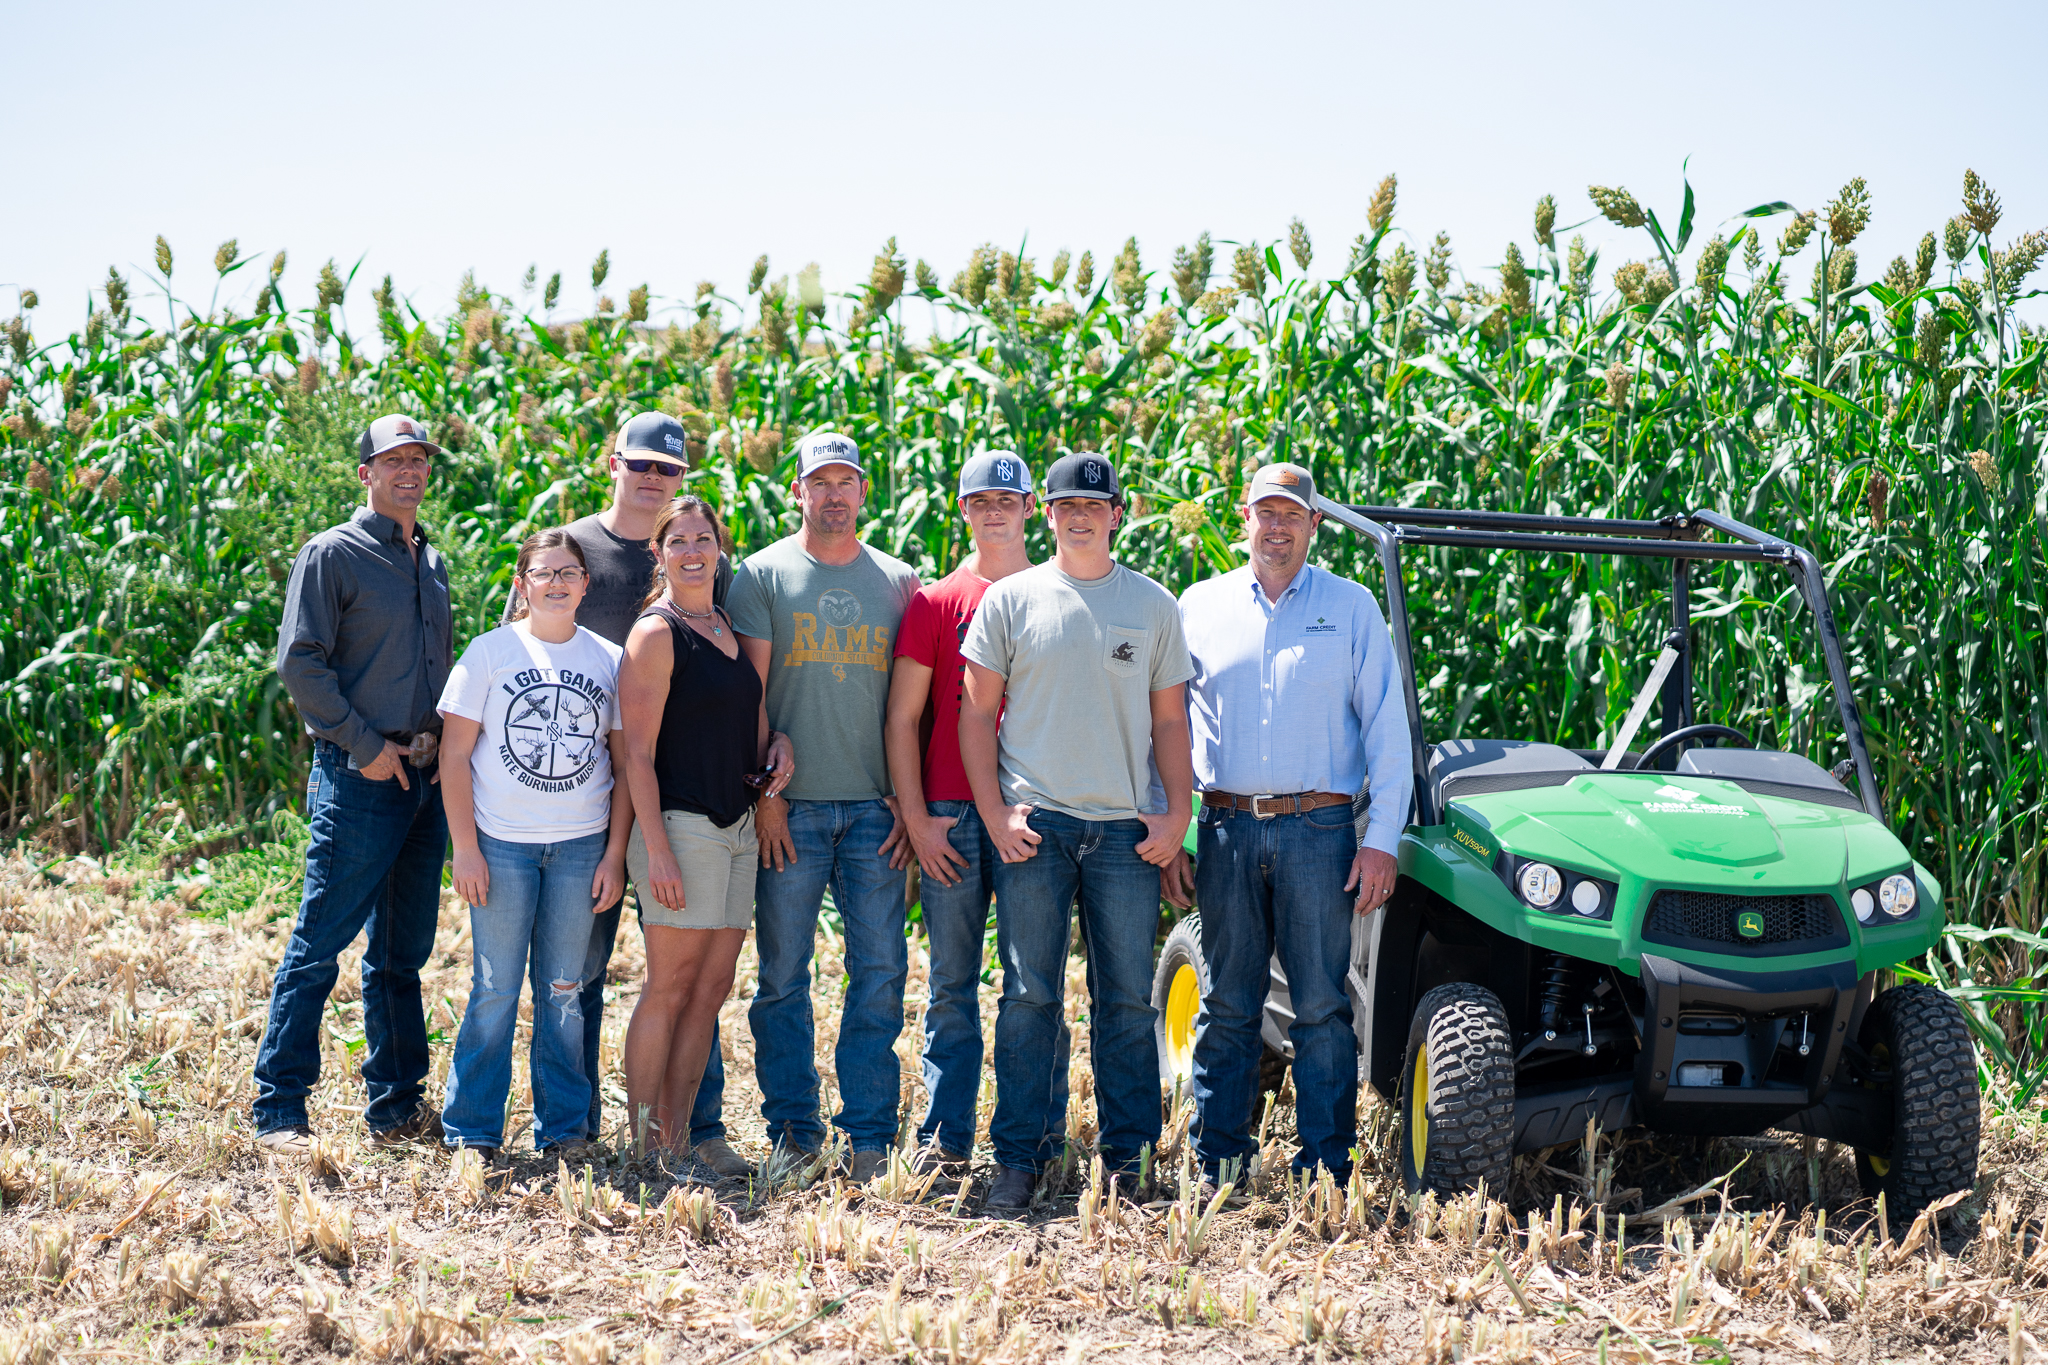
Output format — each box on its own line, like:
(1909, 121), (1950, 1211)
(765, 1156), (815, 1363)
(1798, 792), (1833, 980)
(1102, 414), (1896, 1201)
(1312, 497), (1884, 828)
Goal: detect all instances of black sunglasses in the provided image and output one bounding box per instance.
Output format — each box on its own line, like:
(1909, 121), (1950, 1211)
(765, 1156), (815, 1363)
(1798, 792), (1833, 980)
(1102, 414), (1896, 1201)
(620, 457), (685, 478)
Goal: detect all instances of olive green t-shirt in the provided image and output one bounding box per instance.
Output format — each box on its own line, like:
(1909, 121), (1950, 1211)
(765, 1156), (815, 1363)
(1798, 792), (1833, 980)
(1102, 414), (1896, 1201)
(727, 536), (920, 803)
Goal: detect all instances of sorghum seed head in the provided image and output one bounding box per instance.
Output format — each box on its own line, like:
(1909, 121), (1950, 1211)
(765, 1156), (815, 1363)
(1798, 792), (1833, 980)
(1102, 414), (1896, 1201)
(1425, 233), (1452, 292)
(1172, 234), (1212, 306)
(748, 255), (769, 294)
(214, 238), (238, 274)
(1866, 470), (1889, 527)
(1778, 210), (1817, 257)
(1966, 449), (1997, 490)
(1588, 186), (1647, 229)
(915, 259), (939, 292)
(1604, 362), (1633, 407)
(155, 235), (173, 276)
(597, 295), (615, 315)
(591, 249), (611, 290)
(628, 285), (650, 323)
(1382, 243), (1417, 304)
(298, 356), (321, 393)
(1169, 500), (1206, 536)
(1614, 261), (1648, 306)
(26, 461), (52, 492)
(1883, 256), (1913, 296)
(1047, 249), (1071, 290)
(106, 268), (129, 319)
(1288, 218), (1312, 271)
(1231, 244), (1267, 299)
(100, 473), (122, 504)
(1084, 347), (1105, 375)
(1534, 194), (1557, 248)
(1367, 174), (1397, 234)
(797, 263), (824, 318)
(1914, 233), (1937, 289)
(270, 250), (287, 282)
(1694, 234), (1730, 300)
(1992, 230), (2048, 302)
(1962, 170), (2002, 236)
(713, 356), (736, 412)
(372, 275), (394, 311)
(1825, 177), (1871, 247)
(316, 260), (345, 309)
(1113, 238), (1145, 311)
(1566, 236), (1591, 299)
(19, 289), (37, 311)
(1139, 307), (1177, 360)
(871, 238), (907, 304)
(1499, 242), (1531, 316)
(544, 272), (562, 310)
(1917, 310), (1949, 366)
(1075, 251), (1095, 296)
(1742, 232), (1762, 273)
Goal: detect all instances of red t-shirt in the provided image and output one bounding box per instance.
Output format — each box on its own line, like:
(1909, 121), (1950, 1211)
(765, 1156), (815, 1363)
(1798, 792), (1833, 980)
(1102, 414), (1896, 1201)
(893, 564), (996, 803)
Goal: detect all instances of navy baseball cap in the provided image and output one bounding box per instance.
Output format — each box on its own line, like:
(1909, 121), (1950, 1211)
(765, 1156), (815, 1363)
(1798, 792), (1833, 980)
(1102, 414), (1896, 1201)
(958, 450), (1033, 499)
(1042, 451), (1119, 501)
(358, 414), (442, 464)
(617, 412), (691, 462)
(795, 431), (863, 478)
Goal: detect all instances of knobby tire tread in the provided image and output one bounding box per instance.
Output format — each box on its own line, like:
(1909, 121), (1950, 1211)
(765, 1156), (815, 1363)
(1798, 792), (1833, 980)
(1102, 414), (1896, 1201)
(1868, 983), (1980, 1218)
(1408, 983), (1516, 1197)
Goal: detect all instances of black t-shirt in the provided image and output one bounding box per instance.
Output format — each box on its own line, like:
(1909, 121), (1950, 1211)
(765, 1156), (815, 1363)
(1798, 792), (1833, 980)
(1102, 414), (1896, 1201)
(502, 514), (730, 648)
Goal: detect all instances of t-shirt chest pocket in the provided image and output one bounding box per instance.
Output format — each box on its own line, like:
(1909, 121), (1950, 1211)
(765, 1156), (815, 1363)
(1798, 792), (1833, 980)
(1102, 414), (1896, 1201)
(1103, 625), (1148, 678)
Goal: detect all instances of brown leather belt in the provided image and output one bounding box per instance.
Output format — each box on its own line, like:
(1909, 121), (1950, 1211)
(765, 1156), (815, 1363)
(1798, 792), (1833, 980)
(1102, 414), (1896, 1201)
(1203, 790), (1350, 819)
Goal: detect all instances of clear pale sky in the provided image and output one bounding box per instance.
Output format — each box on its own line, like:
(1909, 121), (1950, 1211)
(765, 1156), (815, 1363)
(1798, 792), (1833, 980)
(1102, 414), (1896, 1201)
(9, 0), (2045, 333)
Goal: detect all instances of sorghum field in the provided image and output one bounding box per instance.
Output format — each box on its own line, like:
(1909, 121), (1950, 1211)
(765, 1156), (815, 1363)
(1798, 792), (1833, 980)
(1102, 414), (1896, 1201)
(1, 170), (2045, 1362)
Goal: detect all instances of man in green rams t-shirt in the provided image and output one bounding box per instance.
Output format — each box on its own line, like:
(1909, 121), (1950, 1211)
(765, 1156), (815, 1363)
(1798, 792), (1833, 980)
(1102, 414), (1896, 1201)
(960, 452), (1197, 1212)
(727, 432), (920, 1182)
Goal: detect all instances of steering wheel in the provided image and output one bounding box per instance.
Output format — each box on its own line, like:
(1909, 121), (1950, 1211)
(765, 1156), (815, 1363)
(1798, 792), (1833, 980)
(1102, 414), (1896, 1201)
(1635, 723), (1753, 772)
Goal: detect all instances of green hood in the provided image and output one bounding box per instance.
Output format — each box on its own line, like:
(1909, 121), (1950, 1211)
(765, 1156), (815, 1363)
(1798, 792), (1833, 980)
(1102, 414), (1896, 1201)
(1408, 771), (1939, 975)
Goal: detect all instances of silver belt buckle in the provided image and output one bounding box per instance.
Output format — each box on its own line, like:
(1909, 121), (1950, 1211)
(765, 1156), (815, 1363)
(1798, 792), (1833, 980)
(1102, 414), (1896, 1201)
(1251, 793), (1283, 819)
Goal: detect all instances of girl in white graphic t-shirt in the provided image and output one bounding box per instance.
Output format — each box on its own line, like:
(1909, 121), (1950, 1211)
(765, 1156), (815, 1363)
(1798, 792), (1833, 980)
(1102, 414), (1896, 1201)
(435, 530), (633, 1160)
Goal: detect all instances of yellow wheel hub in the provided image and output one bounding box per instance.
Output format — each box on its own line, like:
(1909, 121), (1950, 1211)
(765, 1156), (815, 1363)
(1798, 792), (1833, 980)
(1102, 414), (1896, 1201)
(1165, 963), (1201, 1082)
(1410, 1044), (1431, 1173)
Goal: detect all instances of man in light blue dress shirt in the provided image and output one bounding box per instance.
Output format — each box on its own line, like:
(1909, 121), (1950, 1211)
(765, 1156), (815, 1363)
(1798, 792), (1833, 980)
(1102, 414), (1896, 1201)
(1172, 461), (1411, 1183)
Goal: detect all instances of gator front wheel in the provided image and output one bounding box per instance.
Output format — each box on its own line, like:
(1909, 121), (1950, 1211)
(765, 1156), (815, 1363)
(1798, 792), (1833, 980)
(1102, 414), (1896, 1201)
(1853, 983), (1980, 1218)
(1153, 916), (1209, 1087)
(1397, 983), (1516, 1198)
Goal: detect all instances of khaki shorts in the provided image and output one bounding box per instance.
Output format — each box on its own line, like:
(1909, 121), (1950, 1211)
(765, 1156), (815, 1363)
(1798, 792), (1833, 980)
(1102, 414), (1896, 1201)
(626, 808), (758, 931)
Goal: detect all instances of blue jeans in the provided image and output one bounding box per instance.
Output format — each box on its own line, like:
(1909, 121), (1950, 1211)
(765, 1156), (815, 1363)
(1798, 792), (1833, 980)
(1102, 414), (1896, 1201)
(442, 831), (608, 1151)
(253, 740), (448, 1135)
(581, 889), (728, 1146)
(751, 798), (907, 1153)
(990, 810), (1161, 1174)
(1192, 801), (1360, 1178)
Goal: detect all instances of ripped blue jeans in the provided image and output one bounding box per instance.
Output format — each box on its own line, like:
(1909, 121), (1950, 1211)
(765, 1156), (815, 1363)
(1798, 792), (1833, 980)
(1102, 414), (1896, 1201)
(442, 830), (607, 1151)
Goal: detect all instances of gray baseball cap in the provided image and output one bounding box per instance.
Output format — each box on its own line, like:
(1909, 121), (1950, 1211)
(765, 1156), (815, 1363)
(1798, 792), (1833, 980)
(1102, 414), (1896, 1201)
(1245, 461), (1316, 511)
(617, 411), (691, 463)
(795, 431), (863, 478)
(358, 413), (442, 464)
(958, 450), (1033, 499)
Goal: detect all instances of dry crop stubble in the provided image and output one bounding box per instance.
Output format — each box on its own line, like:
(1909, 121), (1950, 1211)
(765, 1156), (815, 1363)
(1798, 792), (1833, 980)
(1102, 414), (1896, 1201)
(0, 850), (2046, 1365)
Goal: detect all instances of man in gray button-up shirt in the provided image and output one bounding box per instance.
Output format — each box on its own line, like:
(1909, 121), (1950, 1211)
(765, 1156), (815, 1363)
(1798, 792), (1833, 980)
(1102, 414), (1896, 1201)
(254, 414), (455, 1155)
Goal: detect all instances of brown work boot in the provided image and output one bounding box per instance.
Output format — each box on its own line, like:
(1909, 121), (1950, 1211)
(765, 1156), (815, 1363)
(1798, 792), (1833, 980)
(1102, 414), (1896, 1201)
(846, 1148), (891, 1183)
(984, 1164), (1038, 1214)
(692, 1138), (754, 1179)
(369, 1104), (444, 1148)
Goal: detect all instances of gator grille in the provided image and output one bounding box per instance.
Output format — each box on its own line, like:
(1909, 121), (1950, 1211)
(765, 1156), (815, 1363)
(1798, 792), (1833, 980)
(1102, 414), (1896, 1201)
(1642, 890), (1847, 953)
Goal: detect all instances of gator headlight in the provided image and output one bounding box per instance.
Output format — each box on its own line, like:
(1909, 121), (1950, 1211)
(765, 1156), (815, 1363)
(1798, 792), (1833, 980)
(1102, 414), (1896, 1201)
(1518, 862), (1562, 907)
(1571, 879), (1604, 916)
(1851, 887), (1876, 924)
(1879, 874), (1918, 919)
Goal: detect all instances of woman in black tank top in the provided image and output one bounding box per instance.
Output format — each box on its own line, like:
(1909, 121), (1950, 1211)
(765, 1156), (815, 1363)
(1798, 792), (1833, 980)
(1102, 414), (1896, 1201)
(617, 497), (794, 1160)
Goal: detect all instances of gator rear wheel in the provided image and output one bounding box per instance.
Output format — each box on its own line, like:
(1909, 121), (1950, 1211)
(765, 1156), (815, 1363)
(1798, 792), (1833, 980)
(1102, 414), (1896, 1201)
(1397, 983), (1515, 1198)
(1153, 916), (1209, 1087)
(1853, 983), (1980, 1218)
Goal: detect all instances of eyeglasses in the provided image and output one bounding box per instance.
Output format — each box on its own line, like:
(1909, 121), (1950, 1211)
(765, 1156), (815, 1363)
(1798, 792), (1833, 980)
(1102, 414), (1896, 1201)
(520, 567), (589, 585)
(621, 457), (685, 478)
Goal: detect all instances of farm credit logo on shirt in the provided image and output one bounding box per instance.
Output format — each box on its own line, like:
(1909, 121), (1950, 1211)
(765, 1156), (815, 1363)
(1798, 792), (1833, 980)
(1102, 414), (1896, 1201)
(498, 666), (610, 792)
(786, 590), (892, 681)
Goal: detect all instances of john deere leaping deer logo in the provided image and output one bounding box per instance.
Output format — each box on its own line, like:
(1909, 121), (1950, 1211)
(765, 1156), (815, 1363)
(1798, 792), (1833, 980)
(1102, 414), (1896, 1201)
(1736, 910), (1766, 940)
(1110, 640), (1137, 664)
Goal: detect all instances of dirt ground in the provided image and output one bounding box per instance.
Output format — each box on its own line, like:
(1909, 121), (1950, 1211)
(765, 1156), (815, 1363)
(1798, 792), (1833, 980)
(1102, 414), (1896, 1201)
(2, 851), (2045, 1365)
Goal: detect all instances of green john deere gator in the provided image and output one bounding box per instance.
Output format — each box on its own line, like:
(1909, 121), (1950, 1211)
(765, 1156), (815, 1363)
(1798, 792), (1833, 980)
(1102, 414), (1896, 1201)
(1152, 501), (1979, 1217)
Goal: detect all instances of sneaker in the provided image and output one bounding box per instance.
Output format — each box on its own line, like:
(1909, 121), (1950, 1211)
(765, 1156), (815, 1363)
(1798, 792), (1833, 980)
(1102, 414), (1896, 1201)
(984, 1164), (1038, 1214)
(692, 1138), (755, 1179)
(846, 1148), (891, 1183)
(257, 1124), (314, 1156)
(369, 1105), (444, 1148)
(913, 1145), (969, 1175)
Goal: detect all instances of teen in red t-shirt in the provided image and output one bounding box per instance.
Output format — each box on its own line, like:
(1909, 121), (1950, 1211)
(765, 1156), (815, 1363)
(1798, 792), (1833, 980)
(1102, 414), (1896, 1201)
(884, 451), (1040, 1168)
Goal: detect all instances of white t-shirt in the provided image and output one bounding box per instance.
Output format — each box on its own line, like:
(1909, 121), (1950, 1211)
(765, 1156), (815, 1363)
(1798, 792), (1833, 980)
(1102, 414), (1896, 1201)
(438, 623), (624, 843)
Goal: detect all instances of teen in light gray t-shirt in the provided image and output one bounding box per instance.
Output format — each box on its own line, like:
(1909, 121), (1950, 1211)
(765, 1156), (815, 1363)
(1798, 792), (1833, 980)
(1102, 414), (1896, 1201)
(725, 537), (920, 803)
(962, 561), (1193, 821)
